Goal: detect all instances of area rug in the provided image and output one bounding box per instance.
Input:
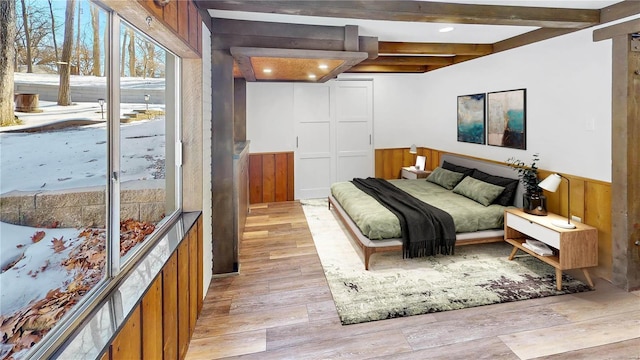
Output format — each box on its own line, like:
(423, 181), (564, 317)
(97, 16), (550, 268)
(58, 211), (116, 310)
(301, 198), (592, 325)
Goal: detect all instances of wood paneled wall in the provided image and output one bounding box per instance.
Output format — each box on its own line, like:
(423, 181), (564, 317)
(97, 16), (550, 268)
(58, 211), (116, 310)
(249, 152), (295, 204)
(103, 215), (203, 359)
(139, 0), (202, 55)
(375, 147), (613, 280)
(374, 147), (438, 179)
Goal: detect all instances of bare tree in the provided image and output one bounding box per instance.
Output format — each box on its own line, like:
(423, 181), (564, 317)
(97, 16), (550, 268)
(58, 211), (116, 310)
(0, 0), (17, 126)
(19, 0), (32, 73)
(48, 0), (59, 72)
(90, 4), (100, 76)
(58, 0), (75, 106)
(120, 30), (127, 77)
(127, 28), (135, 76)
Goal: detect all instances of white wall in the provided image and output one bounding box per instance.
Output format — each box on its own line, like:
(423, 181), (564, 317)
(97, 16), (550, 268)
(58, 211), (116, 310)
(246, 83), (295, 153)
(247, 23), (622, 182)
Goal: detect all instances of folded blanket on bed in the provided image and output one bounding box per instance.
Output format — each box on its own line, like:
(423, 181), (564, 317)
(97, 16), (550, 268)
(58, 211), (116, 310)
(351, 178), (456, 258)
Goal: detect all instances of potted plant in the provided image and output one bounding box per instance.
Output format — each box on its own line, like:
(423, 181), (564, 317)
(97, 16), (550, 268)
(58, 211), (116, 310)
(506, 153), (547, 215)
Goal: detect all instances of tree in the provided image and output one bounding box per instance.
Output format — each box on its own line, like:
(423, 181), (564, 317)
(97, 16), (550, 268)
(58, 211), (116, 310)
(0, 0), (17, 126)
(48, 0), (59, 72)
(127, 28), (135, 76)
(120, 30), (127, 77)
(19, 0), (32, 73)
(58, 0), (75, 106)
(90, 4), (100, 76)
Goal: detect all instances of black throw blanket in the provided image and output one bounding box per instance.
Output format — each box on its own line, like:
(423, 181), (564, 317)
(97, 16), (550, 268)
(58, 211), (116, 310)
(351, 177), (456, 258)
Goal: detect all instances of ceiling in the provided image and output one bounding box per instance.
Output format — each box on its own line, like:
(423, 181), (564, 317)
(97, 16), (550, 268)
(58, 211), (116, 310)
(196, 1), (626, 80)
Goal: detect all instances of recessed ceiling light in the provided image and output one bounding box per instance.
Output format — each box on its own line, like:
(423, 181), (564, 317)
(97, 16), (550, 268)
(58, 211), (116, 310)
(308, 74), (317, 79)
(263, 68), (272, 73)
(439, 27), (454, 33)
(318, 64), (328, 70)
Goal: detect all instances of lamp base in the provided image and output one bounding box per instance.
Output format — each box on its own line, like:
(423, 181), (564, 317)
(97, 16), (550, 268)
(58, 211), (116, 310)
(551, 219), (576, 229)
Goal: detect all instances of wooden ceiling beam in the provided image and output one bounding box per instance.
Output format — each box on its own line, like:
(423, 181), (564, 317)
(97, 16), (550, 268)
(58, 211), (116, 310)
(347, 64), (428, 73)
(379, 41), (493, 56)
(195, 0), (599, 28)
(360, 55), (453, 66)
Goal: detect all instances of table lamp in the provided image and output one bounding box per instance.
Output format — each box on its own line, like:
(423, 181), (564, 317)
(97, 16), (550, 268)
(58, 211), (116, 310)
(538, 173), (576, 229)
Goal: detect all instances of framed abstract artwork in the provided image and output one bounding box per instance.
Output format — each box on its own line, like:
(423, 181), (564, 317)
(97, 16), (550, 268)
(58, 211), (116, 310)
(487, 88), (527, 150)
(457, 93), (486, 144)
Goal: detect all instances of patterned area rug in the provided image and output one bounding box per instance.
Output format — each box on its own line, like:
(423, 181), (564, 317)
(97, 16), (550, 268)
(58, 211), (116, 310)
(301, 198), (592, 325)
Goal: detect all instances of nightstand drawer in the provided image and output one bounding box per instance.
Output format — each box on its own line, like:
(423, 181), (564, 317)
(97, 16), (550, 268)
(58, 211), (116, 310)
(506, 212), (560, 249)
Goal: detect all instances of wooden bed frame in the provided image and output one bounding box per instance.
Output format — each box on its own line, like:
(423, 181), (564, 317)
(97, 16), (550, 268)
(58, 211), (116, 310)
(328, 153), (523, 270)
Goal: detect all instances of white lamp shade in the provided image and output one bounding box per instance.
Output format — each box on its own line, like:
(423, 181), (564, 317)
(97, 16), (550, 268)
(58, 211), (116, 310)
(409, 144), (417, 154)
(538, 173), (562, 192)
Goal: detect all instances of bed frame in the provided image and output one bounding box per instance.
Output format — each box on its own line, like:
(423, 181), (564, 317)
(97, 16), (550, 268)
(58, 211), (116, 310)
(328, 153), (524, 270)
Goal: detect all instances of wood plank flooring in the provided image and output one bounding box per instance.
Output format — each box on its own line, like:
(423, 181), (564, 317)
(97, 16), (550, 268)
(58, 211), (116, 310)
(186, 201), (640, 360)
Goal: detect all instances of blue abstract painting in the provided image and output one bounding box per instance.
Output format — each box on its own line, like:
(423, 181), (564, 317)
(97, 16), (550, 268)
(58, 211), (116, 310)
(457, 93), (486, 144)
(487, 89), (526, 150)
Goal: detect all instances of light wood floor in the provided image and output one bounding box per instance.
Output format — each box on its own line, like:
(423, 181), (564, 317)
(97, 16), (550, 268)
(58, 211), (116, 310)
(186, 201), (640, 360)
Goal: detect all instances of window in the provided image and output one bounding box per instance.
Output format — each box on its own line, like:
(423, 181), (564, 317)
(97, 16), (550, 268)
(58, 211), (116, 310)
(0, 1), (180, 358)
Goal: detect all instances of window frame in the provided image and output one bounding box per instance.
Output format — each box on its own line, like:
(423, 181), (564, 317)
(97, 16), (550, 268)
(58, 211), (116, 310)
(20, 2), (183, 358)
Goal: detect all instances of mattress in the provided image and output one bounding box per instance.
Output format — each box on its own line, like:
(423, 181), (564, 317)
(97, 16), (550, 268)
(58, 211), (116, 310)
(330, 179), (507, 240)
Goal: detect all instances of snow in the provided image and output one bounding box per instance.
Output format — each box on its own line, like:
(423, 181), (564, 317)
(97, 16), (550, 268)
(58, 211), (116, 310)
(0, 223), (81, 316)
(0, 73), (166, 343)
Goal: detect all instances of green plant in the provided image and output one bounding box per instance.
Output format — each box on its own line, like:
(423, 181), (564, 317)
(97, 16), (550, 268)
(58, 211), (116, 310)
(506, 153), (541, 195)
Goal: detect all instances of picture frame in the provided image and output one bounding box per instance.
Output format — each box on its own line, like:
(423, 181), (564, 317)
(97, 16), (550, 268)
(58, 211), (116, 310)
(457, 93), (486, 144)
(487, 88), (527, 150)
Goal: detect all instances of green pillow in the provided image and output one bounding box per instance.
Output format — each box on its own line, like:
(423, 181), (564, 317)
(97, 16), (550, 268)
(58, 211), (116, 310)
(426, 167), (465, 190)
(452, 176), (506, 206)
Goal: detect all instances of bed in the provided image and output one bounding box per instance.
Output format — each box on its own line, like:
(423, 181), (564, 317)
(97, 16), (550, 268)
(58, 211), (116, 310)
(328, 154), (524, 269)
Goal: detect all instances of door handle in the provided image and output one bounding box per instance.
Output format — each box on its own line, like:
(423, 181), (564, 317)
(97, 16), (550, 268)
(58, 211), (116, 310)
(296, 136), (299, 148)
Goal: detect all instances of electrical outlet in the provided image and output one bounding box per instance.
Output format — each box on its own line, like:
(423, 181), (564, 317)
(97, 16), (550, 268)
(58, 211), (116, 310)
(571, 215), (582, 223)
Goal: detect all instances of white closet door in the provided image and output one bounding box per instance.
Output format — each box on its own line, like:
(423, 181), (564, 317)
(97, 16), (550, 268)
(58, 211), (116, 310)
(294, 83), (335, 199)
(335, 81), (373, 182)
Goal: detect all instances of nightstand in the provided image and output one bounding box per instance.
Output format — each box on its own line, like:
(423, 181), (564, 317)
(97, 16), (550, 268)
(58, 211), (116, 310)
(401, 167), (431, 179)
(504, 208), (598, 290)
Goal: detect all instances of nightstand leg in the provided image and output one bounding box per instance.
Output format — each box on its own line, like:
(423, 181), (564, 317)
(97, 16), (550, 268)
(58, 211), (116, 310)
(555, 268), (562, 290)
(582, 268), (595, 288)
(508, 246), (519, 260)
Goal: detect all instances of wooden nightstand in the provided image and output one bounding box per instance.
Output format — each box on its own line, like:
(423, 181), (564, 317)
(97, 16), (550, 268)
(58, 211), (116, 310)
(401, 167), (431, 179)
(504, 208), (598, 290)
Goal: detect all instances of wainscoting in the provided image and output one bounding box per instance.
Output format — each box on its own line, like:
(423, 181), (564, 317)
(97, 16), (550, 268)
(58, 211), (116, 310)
(249, 152), (294, 204)
(100, 215), (203, 360)
(375, 147), (613, 282)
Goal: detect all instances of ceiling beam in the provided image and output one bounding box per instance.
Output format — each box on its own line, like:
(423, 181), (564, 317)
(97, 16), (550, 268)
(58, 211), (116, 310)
(196, 0), (600, 28)
(379, 41), (493, 56)
(347, 64), (428, 73)
(492, 28), (576, 54)
(360, 55), (453, 66)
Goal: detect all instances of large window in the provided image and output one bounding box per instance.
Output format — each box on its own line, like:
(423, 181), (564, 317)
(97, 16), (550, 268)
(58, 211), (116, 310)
(0, 1), (180, 358)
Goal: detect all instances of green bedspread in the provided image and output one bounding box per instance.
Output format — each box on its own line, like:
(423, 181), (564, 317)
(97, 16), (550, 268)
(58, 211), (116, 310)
(330, 179), (507, 240)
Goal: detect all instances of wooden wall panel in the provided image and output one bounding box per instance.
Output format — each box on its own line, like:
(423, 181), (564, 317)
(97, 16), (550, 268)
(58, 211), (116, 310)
(137, 0), (202, 56)
(248, 152), (295, 204)
(162, 254), (178, 360)
(141, 276), (163, 359)
(375, 147), (435, 179)
(110, 307), (141, 360)
(178, 0), (189, 40)
(262, 155), (276, 203)
(163, 0), (178, 30)
(197, 216), (204, 313)
(586, 181), (613, 280)
(189, 228), (198, 335)
(249, 154), (264, 203)
(275, 153), (289, 201)
(375, 147), (613, 280)
(178, 240), (191, 358)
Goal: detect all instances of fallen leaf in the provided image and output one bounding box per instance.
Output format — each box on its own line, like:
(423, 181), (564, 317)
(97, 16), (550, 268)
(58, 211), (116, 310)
(51, 237), (66, 253)
(31, 231), (45, 243)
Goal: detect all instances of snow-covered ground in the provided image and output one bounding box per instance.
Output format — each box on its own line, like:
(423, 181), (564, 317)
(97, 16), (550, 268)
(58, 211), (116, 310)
(1, 100), (166, 194)
(1, 74), (167, 356)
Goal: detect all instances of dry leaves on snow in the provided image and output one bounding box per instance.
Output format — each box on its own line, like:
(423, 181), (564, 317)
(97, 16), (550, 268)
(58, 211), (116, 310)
(0, 219), (155, 359)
